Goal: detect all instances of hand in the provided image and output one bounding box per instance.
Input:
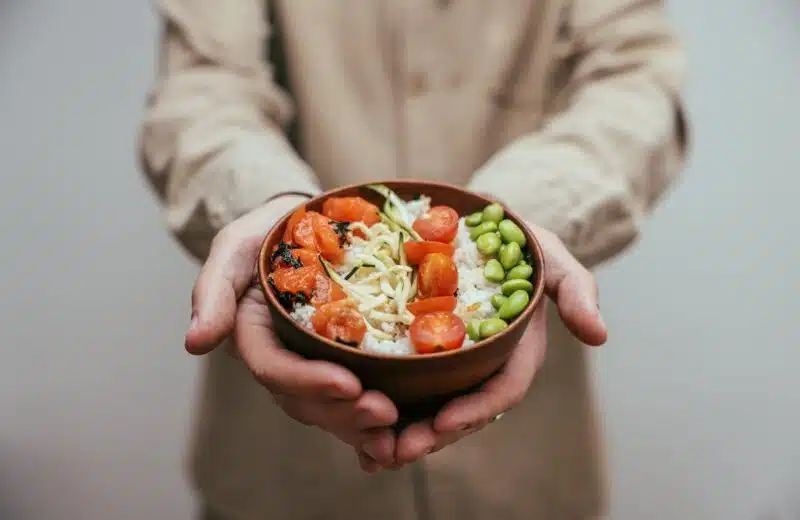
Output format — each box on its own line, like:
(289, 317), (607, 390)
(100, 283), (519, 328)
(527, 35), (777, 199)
(390, 223), (608, 467)
(184, 195), (400, 468)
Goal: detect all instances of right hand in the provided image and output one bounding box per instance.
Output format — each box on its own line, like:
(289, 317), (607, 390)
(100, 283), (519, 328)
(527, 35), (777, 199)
(184, 195), (399, 471)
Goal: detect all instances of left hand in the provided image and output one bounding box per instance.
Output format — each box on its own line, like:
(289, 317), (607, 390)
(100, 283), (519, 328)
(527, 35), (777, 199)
(363, 222), (608, 470)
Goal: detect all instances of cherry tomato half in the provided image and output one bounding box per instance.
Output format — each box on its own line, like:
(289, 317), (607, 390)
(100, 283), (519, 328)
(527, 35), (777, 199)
(311, 300), (367, 346)
(407, 296), (458, 316)
(403, 241), (455, 265)
(412, 206), (459, 244)
(322, 197), (381, 226)
(418, 252), (458, 298)
(409, 311), (466, 354)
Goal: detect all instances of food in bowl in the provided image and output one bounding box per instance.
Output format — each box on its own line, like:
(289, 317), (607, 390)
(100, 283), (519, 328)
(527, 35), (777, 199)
(266, 184), (535, 356)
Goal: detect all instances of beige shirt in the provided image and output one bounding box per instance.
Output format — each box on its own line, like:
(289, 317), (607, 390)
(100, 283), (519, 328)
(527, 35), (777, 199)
(138, 1), (689, 519)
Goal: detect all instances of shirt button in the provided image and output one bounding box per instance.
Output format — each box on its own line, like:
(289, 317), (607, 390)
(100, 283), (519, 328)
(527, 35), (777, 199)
(408, 72), (428, 96)
(436, 0), (453, 7)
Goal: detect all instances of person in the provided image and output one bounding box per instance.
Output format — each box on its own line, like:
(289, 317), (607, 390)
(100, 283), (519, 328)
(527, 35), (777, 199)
(137, 1), (689, 518)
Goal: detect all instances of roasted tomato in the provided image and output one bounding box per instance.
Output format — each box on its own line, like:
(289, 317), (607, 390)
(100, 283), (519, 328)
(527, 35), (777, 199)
(311, 300), (367, 346)
(283, 206), (307, 243)
(310, 273), (348, 307)
(412, 206), (459, 243)
(269, 264), (321, 299)
(409, 311), (466, 354)
(322, 197), (381, 226)
(407, 296), (458, 316)
(418, 252), (458, 298)
(403, 240), (455, 265)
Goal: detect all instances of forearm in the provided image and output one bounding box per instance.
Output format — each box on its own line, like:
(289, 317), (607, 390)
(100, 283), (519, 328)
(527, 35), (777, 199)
(469, 0), (689, 267)
(137, 0), (319, 260)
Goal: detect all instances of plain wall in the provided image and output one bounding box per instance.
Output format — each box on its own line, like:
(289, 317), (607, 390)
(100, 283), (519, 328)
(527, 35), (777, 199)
(1, 1), (798, 519)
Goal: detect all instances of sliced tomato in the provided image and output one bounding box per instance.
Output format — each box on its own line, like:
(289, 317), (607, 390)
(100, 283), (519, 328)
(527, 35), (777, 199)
(322, 197), (381, 226)
(407, 296), (458, 316)
(311, 300), (367, 346)
(403, 241), (455, 265)
(409, 311), (466, 354)
(418, 252), (458, 298)
(311, 273), (348, 307)
(270, 264), (321, 298)
(310, 213), (345, 264)
(412, 206), (459, 244)
(283, 206), (307, 243)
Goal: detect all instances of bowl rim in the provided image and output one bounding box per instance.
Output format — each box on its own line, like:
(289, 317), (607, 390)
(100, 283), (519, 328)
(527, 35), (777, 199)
(257, 179), (546, 362)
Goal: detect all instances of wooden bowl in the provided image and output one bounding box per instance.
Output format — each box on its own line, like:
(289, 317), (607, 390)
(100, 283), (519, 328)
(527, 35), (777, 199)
(257, 180), (545, 419)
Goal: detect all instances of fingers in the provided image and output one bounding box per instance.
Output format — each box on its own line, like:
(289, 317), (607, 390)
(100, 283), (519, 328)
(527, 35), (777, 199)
(395, 420), (438, 464)
(434, 304), (547, 433)
(185, 208), (275, 355)
(353, 391), (399, 430)
(235, 298), (362, 400)
(530, 224), (608, 346)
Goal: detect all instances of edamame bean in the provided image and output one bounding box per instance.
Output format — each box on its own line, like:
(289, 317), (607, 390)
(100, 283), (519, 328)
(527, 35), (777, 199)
(501, 279), (534, 296)
(499, 241), (522, 270)
(484, 259), (505, 283)
(466, 319), (482, 341)
(479, 318), (508, 339)
(506, 264), (533, 281)
(491, 294), (508, 310)
(465, 212), (483, 227)
(482, 203), (505, 223)
(476, 232), (502, 256)
(498, 290), (530, 320)
(470, 221), (498, 240)
(498, 219), (527, 246)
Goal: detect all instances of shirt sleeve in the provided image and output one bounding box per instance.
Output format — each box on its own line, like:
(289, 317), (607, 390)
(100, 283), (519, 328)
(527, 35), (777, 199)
(467, 0), (690, 267)
(137, 0), (320, 260)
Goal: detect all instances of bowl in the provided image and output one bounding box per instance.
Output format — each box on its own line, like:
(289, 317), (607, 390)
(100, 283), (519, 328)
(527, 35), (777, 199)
(257, 180), (545, 419)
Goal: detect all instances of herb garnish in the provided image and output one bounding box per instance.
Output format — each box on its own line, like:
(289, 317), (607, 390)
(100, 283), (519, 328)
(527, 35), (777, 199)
(271, 242), (302, 268)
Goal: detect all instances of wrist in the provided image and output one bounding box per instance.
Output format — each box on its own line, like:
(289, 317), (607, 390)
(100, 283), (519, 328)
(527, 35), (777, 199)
(264, 190), (317, 217)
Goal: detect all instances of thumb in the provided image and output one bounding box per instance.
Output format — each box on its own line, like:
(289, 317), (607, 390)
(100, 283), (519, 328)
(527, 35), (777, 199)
(185, 229), (264, 355)
(530, 224), (608, 346)
(184, 196), (313, 354)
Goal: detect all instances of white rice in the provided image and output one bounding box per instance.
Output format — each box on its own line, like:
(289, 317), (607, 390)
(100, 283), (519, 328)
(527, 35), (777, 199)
(291, 197), (499, 356)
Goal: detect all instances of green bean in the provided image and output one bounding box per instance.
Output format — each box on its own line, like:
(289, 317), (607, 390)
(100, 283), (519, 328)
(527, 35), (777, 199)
(465, 212), (483, 227)
(469, 221), (498, 240)
(476, 232), (502, 256)
(481, 203), (505, 223)
(466, 320), (482, 341)
(498, 290), (530, 320)
(501, 279), (534, 296)
(491, 294), (508, 310)
(484, 259), (505, 283)
(498, 219), (527, 246)
(499, 241), (522, 270)
(479, 318), (508, 339)
(506, 264), (533, 281)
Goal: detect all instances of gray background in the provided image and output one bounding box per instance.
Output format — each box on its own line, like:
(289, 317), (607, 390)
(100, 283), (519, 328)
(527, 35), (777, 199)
(1, 1), (798, 519)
